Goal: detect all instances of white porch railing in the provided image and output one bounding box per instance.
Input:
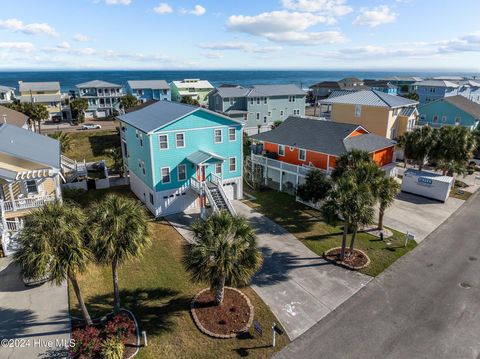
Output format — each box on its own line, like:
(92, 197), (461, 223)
(1, 194), (57, 213)
(190, 177), (202, 194)
(5, 219), (23, 232)
(251, 153), (322, 177)
(208, 173), (237, 216)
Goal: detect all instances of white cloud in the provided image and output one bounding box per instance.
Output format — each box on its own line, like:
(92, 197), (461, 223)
(153, 3), (173, 14)
(204, 52), (224, 59)
(0, 41), (35, 52)
(198, 42), (282, 53)
(226, 11), (345, 45)
(190, 5), (206, 16)
(105, 0), (131, 5)
(57, 41), (71, 49)
(281, 0), (352, 16)
(353, 5), (397, 27)
(73, 34), (89, 42)
(0, 18), (58, 37)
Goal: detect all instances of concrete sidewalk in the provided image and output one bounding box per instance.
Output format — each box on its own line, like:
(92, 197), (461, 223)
(167, 201), (372, 340)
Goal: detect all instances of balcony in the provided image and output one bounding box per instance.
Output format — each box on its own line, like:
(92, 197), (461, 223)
(0, 194), (57, 214)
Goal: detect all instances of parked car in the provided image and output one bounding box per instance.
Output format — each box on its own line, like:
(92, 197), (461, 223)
(82, 123), (102, 130)
(468, 157), (480, 166)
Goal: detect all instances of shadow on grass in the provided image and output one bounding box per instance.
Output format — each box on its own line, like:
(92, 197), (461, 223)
(87, 133), (120, 157)
(83, 287), (191, 336)
(234, 344), (273, 357)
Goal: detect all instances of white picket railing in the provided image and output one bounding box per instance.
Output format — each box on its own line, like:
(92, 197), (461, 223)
(5, 219), (23, 232)
(208, 173), (236, 216)
(1, 194), (56, 213)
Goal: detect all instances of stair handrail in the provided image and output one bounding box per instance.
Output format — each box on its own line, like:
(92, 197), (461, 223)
(208, 173), (237, 216)
(202, 182), (220, 213)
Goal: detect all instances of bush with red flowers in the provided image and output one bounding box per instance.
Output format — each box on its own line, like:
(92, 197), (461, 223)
(70, 312), (136, 358)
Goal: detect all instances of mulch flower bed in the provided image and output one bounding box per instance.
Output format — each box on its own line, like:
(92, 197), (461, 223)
(324, 247), (371, 270)
(191, 287), (254, 339)
(70, 310), (138, 359)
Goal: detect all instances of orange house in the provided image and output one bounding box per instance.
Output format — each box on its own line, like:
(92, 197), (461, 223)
(251, 117), (396, 173)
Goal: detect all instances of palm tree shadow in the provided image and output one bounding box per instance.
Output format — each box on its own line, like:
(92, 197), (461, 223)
(85, 287), (192, 336)
(0, 307), (38, 339)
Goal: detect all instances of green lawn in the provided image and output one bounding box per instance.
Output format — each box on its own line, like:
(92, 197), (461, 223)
(63, 130), (121, 166)
(65, 189), (288, 359)
(244, 188), (416, 277)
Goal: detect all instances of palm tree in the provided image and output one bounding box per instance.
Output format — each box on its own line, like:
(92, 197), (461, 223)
(330, 149), (372, 181)
(183, 212), (262, 305)
(377, 177), (400, 230)
(13, 202), (93, 325)
(89, 194), (150, 313)
(49, 131), (72, 153)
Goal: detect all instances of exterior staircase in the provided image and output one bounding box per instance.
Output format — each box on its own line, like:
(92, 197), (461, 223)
(190, 174), (237, 217)
(61, 155), (87, 182)
(206, 183), (230, 212)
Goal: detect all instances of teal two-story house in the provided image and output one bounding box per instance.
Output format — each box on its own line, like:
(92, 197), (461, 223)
(118, 101), (243, 217)
(418, 95), (480, 130)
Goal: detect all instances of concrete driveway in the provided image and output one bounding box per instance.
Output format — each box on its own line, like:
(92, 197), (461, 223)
(168, 201), (372, 340)
(0, 258), (70, 359)
(383, 192), (463, 242)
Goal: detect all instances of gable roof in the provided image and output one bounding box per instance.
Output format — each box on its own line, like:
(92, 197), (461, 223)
(251, 117), (395, 156)
(249, 84), (306, 97)
(321, 90), (418, 108)
(186, 150), (224, 165)
(18, 81), (60, 92)
(172, 79), (213, 90)
(422, 95), (480, 119)
(0, 105), (29, 128)
(212, 86), (250, 98)
(117, 100), (241, 133)
(126, 80), (169, 90)
(76, 80), (122, 88)
(0, 124), (60, 168)
(0, 85), (14, 93)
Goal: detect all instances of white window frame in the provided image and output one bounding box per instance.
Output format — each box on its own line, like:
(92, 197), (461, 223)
(256, 113), (260, 121)
(433, 115), (439, 123)
(293, 109), (300, 115)
(175, 132), (185, 148)
(355, 105), (362, 118)
(161, 167), (171, 184)
(298, 148), (306, 161)
(159, 134), (169, 150)
(441, 115), (447, 123)
(135, 129), (139, 138)
(264, 97), (267, 104)
(177, 164), (187, 181)
(280, 110), (284, 116)
(215, 162), (222, 175)
(214, 128), (223, 144)
(455, 116), (461, 124)
(278, 144), (285, 156)
(139, 133), (143, 147)
(229, 98), (234, 105)
(228, 128), (236, 141)
(229, 157), (237, 172)
(25, 180), (38, 194)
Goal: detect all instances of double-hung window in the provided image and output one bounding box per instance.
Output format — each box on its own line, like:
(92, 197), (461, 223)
(214, 129), (222, 143)
(215, 163), (222, 175)
(175, 133), (185, 148)
(139, 133), (143, 147)
(161, 167), (171, 183)
(278, 145), (285, 156)
(26, 180), (37, 194)
(229, 157), (237, 172)
(159, 134), (168, 149)
(355, 105), (362, 118)
(298, 149), (306, 161)
(177, 164), (187, 181)
(228, 128), (236, 141)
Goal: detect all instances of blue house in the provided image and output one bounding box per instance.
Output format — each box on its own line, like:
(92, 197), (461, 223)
(418, 95), (480, 130)
(118, 101), (243, 217)
(125, 80), (171, 103)
(411, 80), (460, 105)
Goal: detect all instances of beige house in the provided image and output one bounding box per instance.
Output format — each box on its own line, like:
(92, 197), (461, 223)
(0, 124), (62, 256)
(321, 90), (418, 139)
(18, 81), (66, 121)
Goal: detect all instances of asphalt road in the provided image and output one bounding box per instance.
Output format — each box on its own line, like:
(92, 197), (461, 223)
(277, 192), (480, 359)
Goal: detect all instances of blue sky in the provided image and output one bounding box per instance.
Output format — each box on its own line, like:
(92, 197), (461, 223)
(0, 0), (479, 70)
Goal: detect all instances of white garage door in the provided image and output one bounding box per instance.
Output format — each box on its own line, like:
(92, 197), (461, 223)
(160, 190), (197, 216)
(222, 183), (236, 200)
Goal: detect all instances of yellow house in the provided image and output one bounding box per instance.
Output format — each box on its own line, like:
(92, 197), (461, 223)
(18, 81), (65, 121)
(321, 90), (418, 139)
(0, 124), (62, 255)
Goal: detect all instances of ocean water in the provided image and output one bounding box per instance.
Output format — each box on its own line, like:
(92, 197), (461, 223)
(0, 70), (475, 92)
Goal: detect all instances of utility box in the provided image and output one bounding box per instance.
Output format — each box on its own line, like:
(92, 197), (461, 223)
(401, 169), (454, 202)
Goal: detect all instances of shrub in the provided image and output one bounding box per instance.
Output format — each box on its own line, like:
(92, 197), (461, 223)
(104, 313), (135, 341)
(100, 337), (125, 359)
(70, 326), (102, 358)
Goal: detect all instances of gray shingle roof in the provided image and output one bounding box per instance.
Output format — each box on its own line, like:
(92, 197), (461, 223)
(251, 117), (394, 156)
(0, 105), (29, 128)
(76, 80), (122, 88)
(118, 100), (242, 133)
(344, 133), (396, 153)
(127, 80), (169, 90)
(321, 90), (418, 108)
(19, 81), (60, 92)
(0, 124), (60, 168)
(249, 84), (306, 97)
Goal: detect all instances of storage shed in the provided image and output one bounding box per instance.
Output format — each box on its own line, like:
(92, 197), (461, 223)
(401, 169), (454, 202)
